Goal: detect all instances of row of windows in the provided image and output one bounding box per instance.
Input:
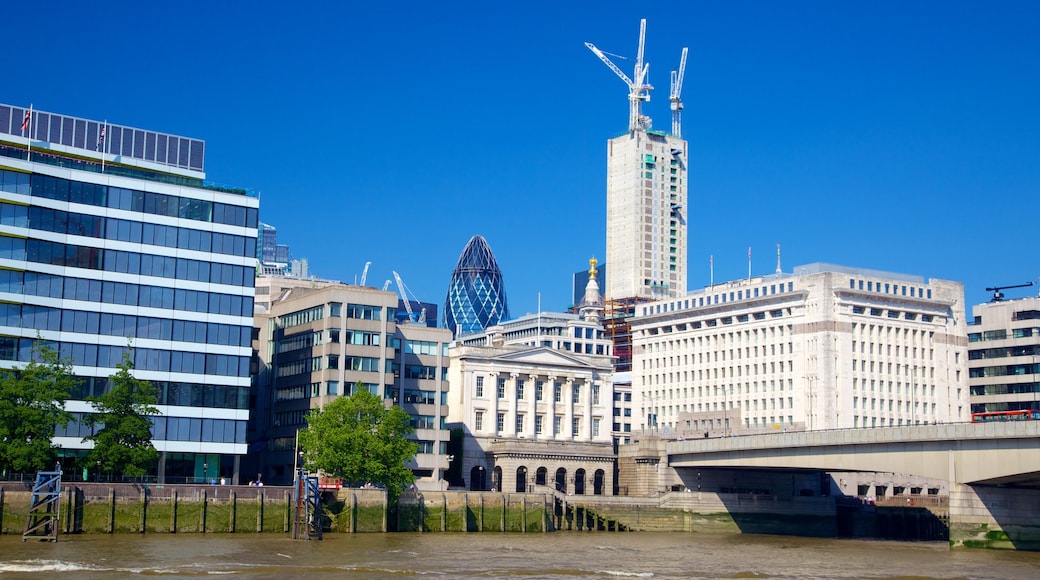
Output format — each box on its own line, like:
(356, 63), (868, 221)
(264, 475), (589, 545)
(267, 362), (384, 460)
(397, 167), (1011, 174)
(969, 382), (1040, 396)
(279, 305), (325, 329)
(0, 170), (257, 228)
(69, 376), (248, 410)
(968, 328), (1037, 342)
(969, 363), (1040, 379)
(967, 344), (1040, 360)
(0, 236), (253, 288)
(402, 339), (446, 356)
(0, 269), (253, 317)
(276, 357), (323, 378)
(277, 331), (323, 354)
(401, 364), (446, 380)
(0, 337), (248, 377)
(0, 303), (250, 347)
(0, 202), (257, 258)
(851, 305), (933, 322)
(57, 413), (246, 444)
(645, 282), (796, 316)
(850, 278), (931, 300)
(480, 411), (599, 437)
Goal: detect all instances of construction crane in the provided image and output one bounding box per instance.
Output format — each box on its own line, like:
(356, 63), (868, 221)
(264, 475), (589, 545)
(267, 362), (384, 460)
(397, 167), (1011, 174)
(359, 261), (370, 286)
(669, 47), (688, 138)
(381, 280), (392, 292)
(985, 282), (1034, 302)
(392, 271), (422, 324)
(585, 18), (653, 132)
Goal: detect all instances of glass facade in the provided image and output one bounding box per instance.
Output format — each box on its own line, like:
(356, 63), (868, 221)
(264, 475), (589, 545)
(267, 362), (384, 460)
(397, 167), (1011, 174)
(0, 104), (256, 483)
(444, 235), (510, 337)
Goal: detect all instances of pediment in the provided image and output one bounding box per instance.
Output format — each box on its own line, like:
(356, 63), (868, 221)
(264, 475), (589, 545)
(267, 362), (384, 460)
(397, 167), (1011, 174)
(490, 347), (605, 370)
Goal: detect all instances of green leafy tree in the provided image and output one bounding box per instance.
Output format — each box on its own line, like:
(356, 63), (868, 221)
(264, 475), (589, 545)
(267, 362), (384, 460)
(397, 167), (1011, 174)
(0, 341), (75, 474)
(84, 349), (159, 478)
(298, 384), (417, 498)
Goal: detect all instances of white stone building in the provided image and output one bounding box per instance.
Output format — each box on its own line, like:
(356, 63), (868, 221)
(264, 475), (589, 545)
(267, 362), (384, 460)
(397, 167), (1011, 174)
(629, 263), (969, 436)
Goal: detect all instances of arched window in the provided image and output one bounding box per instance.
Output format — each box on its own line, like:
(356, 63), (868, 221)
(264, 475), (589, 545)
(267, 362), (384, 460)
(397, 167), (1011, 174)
(593, 469), (605, 495)
(575, 468), (586, 495)
(492, 466), (503, 492)
(470, 466), (487, 491)
(555, 467), (567, 493)
(536, 467), (548, 486)
(516, 466), (528, 493)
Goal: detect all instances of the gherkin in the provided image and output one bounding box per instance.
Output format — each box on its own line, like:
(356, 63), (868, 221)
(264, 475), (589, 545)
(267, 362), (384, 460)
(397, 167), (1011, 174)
(444, 235), (510, 337)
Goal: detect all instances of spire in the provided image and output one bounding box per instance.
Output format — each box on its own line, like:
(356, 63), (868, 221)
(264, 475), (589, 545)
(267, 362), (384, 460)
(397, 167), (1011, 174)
(579, 257), (603, 323)
(776, 243), (782, 275)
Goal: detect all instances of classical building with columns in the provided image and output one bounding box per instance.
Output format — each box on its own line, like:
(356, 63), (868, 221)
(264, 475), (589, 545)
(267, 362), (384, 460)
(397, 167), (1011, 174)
(446, 259), (617, 494)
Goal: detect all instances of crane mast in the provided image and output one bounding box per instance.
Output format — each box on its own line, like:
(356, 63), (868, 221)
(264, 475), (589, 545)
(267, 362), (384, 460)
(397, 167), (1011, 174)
(392, 271), (414, 322)
(670, 47), (688, 137)
(585, 18), (654, 132)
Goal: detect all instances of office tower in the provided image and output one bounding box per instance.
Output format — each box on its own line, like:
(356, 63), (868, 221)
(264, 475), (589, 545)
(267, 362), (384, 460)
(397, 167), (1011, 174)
(252, 279), (453, 486)
(629, 263), (969, 434)
(444, 235), (510, 337)
(967, 291), (1040, 419)
(0, 102), (257, 483)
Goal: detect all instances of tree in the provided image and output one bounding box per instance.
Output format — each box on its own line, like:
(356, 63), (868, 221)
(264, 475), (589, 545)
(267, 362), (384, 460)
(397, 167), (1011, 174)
(84, 349), (159, 479)
(0, 341), (75, 474)
(298, 384), (417, 498)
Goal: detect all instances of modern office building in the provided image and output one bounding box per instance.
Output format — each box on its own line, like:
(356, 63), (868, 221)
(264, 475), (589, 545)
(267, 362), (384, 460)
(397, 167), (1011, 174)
(446, 261), (616, 495)
(966, 293), (1040, 418)
(605, 130), (688, 302)
(252, 279), (452, 487)
(629, 263), (969, 436)
(0, 102), (258, 483)
(444, 234), (510, 337)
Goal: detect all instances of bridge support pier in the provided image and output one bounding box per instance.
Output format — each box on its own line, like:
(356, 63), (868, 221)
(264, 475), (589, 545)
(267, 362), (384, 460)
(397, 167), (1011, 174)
(949, 484), (1040, 550)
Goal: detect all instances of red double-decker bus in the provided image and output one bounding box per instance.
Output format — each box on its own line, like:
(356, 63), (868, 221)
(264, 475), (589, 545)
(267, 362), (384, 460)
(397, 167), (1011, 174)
(971, 410), (1040, 423)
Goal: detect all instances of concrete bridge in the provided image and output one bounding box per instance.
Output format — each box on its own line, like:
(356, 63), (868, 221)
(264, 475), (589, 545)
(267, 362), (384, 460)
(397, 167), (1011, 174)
(666, 422), (1040, 549)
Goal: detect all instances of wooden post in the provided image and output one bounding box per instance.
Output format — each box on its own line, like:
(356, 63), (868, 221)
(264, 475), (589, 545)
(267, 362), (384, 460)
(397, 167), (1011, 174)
(200, 489), (208, 533)
(349, 492), (357, 533)
(283, 490), (290, 533)
(229, 490), (237, 533)
(140, 489), (147, 533)
(479, 494), (484, 532)
(521, 495), (527, 533)
(108, 488), (116, 534)
(441, 493), (447, 532)
(381, 489), (387, 533)
(0, 487), (5, 534)
(256, 491), (264, 533)
(501, 494), (507, 532)
(171, 490), (178, 533)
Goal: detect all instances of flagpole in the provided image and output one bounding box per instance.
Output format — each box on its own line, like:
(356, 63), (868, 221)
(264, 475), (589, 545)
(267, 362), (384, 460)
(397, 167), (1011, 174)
(25, 104), (32, 159)
(709, 255), (714, 289)
(100, 120), (107, 173)
(747, 246), (752, 282)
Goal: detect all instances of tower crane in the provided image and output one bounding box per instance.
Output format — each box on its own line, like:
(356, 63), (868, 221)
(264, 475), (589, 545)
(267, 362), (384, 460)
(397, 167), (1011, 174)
(985, 282), (1034, 302)
(585, 18), (654, 132)
(382, 280), (392, 292)
(359, 261), (370, 286)
(670, 47), (688, 138)
(392, 271), (427, 324)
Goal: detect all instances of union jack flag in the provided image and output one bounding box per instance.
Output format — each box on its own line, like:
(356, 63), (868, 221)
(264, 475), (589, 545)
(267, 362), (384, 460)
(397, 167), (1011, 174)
(97, 125), (106, 151)
(20, 110), (30, 134)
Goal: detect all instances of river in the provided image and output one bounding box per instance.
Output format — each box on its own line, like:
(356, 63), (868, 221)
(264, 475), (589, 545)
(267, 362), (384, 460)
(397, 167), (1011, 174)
(2, 532), (1039, 579)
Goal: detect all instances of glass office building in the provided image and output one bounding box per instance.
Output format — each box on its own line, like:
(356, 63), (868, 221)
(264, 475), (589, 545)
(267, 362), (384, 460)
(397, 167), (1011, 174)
(444, 235), (510, 337)
(0, 103), (258, 483)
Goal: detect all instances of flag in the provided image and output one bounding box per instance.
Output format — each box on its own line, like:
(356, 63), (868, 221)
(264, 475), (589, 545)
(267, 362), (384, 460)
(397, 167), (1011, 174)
(20, 110), (31, 134)
(748, 246), (752, 260)
(97, 124), (106, 151)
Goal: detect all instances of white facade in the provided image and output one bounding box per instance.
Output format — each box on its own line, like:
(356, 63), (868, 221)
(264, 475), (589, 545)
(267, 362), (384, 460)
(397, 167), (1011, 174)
(967, 295), (1040, 417)
(630, 263), (970, 436)
(605, 129), (687, 301)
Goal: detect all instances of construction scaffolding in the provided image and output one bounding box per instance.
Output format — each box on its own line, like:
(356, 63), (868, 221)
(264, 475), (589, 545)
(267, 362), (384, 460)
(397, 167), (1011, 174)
(604, 297), (651, 372)
(291, 467), (323, 540)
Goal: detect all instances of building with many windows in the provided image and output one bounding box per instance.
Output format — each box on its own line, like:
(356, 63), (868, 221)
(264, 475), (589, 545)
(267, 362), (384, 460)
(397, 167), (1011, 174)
(0, 102), (257, 483)
(444, 234), (510, 337)
(629, 263), (969, 436)
(251, 279), (452, 487)
(967, 294), (1040, 419)
(446, 261), (616, 495)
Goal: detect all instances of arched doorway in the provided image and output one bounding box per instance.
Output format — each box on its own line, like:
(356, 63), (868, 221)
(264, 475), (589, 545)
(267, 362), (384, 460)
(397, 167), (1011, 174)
(555, 468), (567, 493)
(516, 466), (528, 493)
(470, 466), (487, 491)
(575, 469), (586, 495)
(536, 467), (548, 486)
(594, 469), (605, 495)
(493, 466), (503, 492)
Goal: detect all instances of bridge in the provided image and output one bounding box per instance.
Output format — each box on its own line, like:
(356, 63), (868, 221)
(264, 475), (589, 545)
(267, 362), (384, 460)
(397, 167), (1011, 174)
(666, 422), (1040, 549)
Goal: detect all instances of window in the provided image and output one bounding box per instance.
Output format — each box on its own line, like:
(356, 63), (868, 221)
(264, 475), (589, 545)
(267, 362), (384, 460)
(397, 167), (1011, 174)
(592, 385), (600, 405)
(554, 415), (562, 435)
(475, 411), (483, 431)
(515, 413), (524, 433)
(497, 412), (505, 433)
(572, 417), (580, 436)
(497, 377), (506, 399)
(554, 382), (562, 402)
(327, 381), (339, 395)
(516, 378), (525, 400)
(535, 380), (544, 401)
(329, 302), (341, 317)
(475, 376), (484, 398)
(573, 384), (581, 404)
(592, 418), (601, 437)
(535, 415), (543, 434)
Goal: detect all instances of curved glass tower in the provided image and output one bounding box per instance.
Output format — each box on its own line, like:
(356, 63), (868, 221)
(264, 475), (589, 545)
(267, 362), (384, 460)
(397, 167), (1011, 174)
(445, 235), (510, 337)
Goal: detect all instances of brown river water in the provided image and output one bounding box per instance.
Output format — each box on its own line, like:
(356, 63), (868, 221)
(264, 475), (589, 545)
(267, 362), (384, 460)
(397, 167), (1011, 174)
(2, 532), (1040, 579)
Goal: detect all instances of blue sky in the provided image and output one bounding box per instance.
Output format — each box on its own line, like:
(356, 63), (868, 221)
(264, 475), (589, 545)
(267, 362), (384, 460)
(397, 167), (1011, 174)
(8, 1), (1040, 319)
